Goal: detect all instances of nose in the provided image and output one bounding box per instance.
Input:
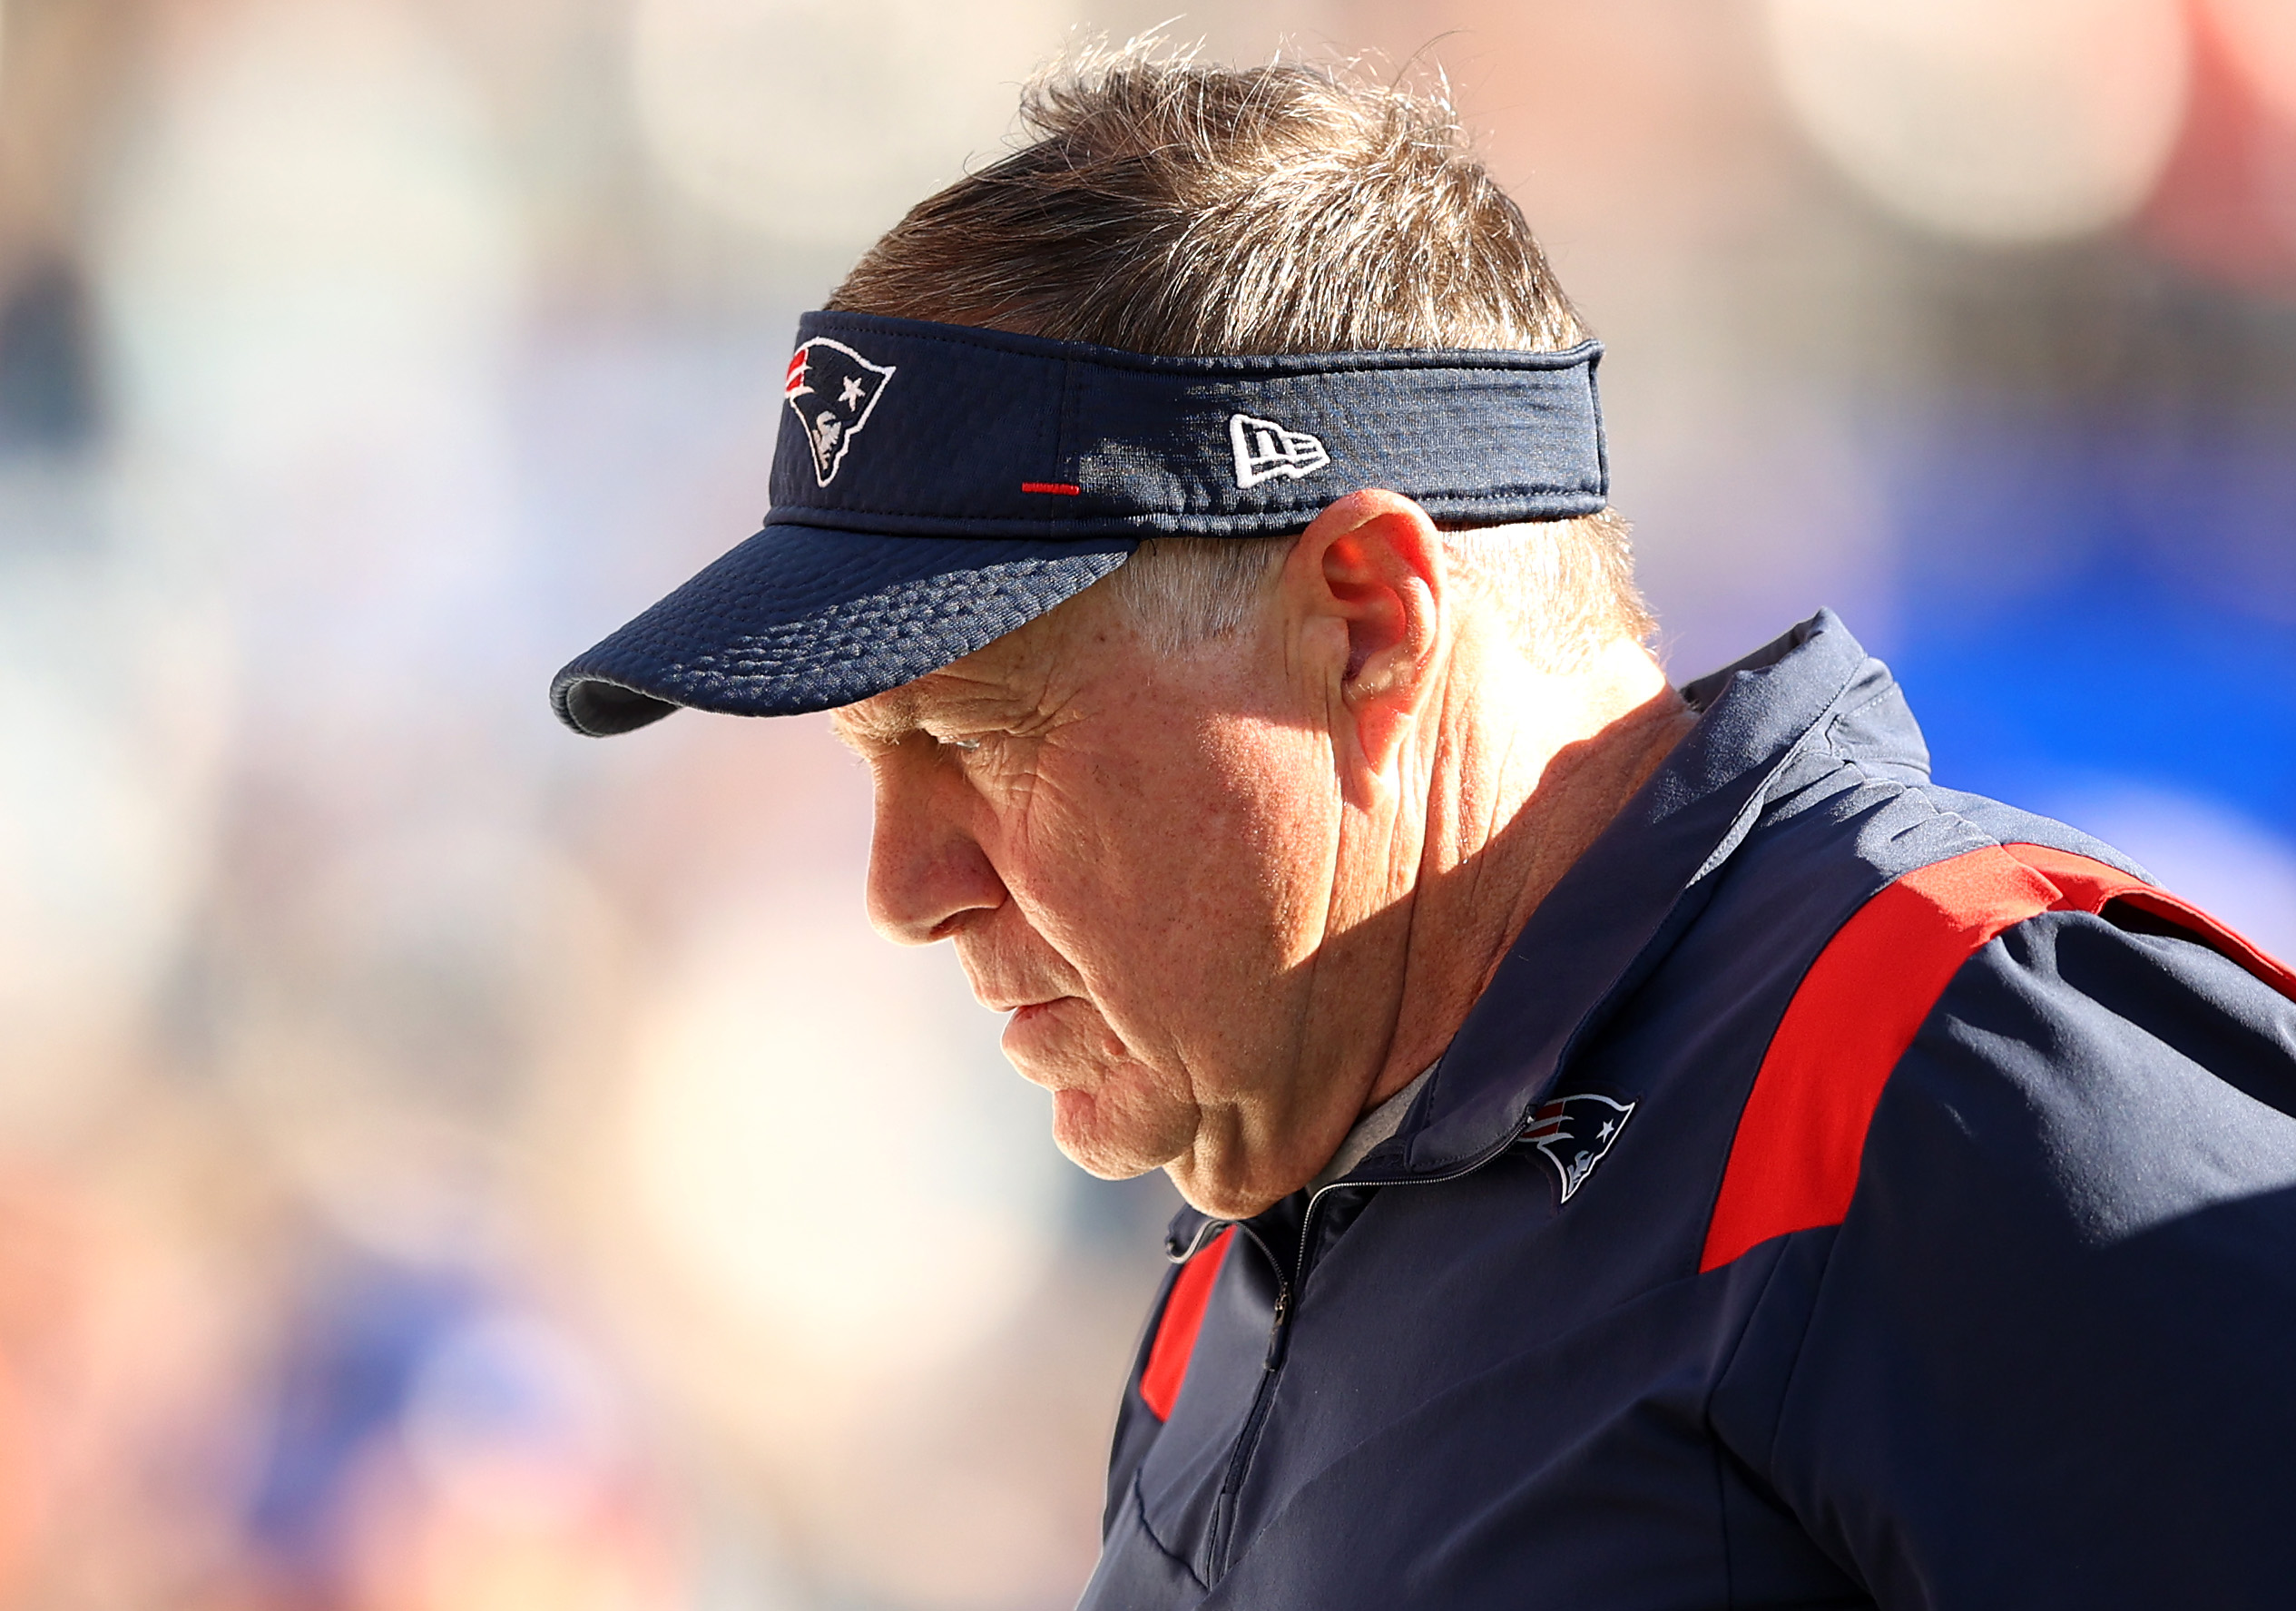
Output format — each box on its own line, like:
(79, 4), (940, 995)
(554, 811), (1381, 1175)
(863, 748), (1007, 946)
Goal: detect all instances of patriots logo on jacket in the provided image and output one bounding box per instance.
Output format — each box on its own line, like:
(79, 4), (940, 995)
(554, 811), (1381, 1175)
(785, 339), (895, 486)
(1521, 1091), (1637, 1203)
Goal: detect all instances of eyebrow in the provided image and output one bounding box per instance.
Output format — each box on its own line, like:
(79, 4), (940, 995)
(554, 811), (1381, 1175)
(829, 704), (906, 751)
(831, 664), (1036, 751)
(829, 681), (953, 751)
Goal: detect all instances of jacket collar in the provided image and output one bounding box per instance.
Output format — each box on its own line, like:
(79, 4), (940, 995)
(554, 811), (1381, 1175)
(1400, 607), (1916, 1172)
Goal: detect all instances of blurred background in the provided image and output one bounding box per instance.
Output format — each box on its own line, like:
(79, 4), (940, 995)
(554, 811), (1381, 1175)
(1, 0), (2292, 1604)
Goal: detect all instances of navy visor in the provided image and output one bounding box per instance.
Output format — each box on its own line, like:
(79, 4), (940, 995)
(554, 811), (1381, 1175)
(551, 310), (1608, 735)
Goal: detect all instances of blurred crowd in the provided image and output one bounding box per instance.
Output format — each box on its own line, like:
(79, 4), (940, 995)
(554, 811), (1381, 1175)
(1, 0), (2291, 1606)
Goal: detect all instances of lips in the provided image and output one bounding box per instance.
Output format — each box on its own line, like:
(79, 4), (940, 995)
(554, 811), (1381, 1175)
(998, 995), (1095, 1084)
(967, 968), (1076, 1017)
(975, 987), (1066, 1015)
(957, 930), (1077, 1019)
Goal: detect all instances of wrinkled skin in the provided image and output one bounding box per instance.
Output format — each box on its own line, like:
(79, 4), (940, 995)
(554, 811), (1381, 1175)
(834, 490), (1692, 1217)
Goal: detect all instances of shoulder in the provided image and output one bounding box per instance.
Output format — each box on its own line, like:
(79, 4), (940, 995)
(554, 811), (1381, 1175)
(1880, 903), (2296, 1230)
(1731, 904), (2296, 1607)
(1700, 807), (2296, 1270)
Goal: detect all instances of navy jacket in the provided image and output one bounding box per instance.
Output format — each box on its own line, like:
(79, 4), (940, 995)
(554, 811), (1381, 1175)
(1079, 612), (2296, 1610)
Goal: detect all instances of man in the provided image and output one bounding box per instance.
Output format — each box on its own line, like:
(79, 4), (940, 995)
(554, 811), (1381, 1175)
(554, 54), (2296, 1610)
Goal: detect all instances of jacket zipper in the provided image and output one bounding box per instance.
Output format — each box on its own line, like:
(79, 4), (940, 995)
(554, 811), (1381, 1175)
(1200, 1128), (1528, 1583)
(1202, 1220), (1290, 1582)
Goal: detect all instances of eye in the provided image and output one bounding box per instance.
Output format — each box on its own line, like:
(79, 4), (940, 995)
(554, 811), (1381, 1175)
(936, 734), (983, 754)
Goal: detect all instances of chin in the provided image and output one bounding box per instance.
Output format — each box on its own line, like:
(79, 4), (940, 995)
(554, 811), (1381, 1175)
(1047, 1085), (1192, 1181)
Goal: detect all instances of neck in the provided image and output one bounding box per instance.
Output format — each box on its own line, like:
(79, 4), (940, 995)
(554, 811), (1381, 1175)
(1364, 634), (1693, 1109)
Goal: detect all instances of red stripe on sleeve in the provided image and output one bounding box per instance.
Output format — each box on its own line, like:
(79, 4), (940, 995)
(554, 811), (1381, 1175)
(1020, 482), (1083, 496)
(1699, 848), (2057, 1272)
(2003, 842), (2296, 999)
(1139, 1227), (1234, 1421)
(1700, 841), (2296, 1274)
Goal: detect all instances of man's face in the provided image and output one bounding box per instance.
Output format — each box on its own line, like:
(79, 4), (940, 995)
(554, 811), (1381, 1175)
(832, 575), (1352, 1204)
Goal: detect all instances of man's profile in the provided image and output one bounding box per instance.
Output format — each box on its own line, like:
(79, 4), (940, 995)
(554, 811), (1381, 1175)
(553, 48), (2296, 1609)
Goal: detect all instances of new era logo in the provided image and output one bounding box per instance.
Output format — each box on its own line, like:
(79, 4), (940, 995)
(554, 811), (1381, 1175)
(1230, 413), (1330, 489)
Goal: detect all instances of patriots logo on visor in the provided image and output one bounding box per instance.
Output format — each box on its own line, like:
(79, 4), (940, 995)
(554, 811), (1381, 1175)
(1520, 1091), (1637, 1203)
(1230, 412), (1330, 489)
(785, 339), (896, 486)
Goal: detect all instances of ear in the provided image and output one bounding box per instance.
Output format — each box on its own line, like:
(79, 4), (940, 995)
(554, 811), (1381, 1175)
(1276, 488), (1448, 782)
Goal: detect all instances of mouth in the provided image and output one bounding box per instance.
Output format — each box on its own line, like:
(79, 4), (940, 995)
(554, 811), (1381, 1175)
(977, 986), (1069, 1017)
(997, 995), (1091, 1082)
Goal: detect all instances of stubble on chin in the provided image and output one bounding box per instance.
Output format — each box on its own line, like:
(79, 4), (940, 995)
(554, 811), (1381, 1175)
(1005, 1004), (1198, 1180)
(1045, 1076), (1199, 1179)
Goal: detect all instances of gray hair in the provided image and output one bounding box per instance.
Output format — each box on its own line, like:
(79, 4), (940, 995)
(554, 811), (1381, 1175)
(1104, 512), (1645, 670)
(829, 42), (1655, 666)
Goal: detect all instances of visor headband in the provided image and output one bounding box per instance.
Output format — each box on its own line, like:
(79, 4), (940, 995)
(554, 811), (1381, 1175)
(771, 311), (1609, 539)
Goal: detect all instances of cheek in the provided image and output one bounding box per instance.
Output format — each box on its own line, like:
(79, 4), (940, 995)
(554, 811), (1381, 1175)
(1006, 713), (1337, 1050)
(1119, 713), (1336, 962)
(1198, 717), (1341, 948)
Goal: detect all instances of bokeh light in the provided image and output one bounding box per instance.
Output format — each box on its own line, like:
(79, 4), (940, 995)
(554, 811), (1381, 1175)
(2208, 0), (2296, 127)
(1763, 0), (2190, 243)
(630, 0), (1074, 244)
(96, 0), (519, 475)
(623, 902), (1062, 1375)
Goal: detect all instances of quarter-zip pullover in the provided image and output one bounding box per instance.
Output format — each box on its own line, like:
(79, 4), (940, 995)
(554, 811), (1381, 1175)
(1081, 610), (2296, 1610)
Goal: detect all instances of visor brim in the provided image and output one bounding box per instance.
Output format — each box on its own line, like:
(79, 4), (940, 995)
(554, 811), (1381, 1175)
(550, 522), (1137, 735)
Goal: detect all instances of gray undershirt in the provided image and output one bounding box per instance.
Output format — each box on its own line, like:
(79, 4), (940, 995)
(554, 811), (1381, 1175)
(1309, 1062), (1439, 1191)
